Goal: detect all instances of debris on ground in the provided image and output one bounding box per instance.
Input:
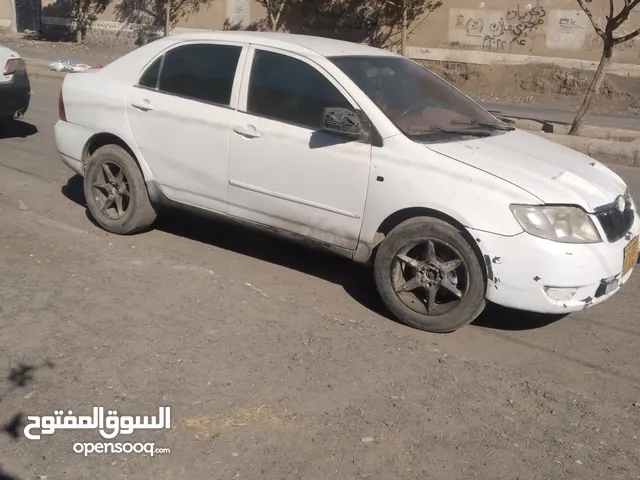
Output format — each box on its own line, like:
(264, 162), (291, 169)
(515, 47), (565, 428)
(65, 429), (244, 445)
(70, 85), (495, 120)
(49, 60), (103, 72)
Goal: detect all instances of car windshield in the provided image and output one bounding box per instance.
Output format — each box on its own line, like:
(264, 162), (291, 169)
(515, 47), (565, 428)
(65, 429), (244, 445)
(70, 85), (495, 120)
(329, 55), (510, 141)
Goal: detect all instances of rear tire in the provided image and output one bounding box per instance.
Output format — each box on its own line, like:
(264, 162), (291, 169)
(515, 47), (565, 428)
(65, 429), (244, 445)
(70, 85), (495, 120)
(373, 216), (486, 333)
(83, 144), (157, 235)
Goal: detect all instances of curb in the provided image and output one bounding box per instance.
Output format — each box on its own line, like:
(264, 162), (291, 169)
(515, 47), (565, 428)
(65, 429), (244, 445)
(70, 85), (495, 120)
(530, 132), (640, 167)
(503, 117), (640, 142)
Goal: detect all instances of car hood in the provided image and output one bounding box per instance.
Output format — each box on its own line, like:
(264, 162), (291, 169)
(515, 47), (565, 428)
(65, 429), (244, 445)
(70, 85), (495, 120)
(425, 129), (627, 212)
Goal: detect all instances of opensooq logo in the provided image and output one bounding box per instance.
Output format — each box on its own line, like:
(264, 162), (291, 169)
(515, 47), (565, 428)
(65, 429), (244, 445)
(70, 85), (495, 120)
(23, 406), (171, 440)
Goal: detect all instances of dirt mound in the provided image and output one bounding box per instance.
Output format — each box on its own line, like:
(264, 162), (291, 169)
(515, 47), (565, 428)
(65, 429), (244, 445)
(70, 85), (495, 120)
(517, 65), (626, 98)
(421, 60), (637, 115)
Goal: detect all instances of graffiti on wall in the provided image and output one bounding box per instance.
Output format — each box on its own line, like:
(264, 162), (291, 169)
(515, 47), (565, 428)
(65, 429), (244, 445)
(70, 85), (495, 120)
(454, 14), (484, 38)
(586, 32), (640, 58)
(487, 5), (546, 46)
(448, 6), (545, 52)
(545, 10), (590, 50)
(227, 0), (249, 26)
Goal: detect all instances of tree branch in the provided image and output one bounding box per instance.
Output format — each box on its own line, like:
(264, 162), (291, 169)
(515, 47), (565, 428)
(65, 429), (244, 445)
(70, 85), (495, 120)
(406, 2), (442, 38)
(608, 0), (614, 21)
(577, 0), (605, 38)
(614, 26), (640, 44)
(138, 4), (159, 20)
(273, 0), (285, 30)
(611, 0), (640, 30)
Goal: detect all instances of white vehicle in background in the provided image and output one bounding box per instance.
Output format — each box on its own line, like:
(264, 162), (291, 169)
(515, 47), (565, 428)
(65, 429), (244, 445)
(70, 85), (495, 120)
(0, 46), (31, 126)
(54, 31), (639, 333)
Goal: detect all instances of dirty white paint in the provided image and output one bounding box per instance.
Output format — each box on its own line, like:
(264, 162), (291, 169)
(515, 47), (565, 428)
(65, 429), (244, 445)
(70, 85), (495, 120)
(227, 0), (250, 25)
(545, 10), (591, 50)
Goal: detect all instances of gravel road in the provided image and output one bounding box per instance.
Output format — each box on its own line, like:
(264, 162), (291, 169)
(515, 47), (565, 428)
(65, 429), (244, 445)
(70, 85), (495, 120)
(1, 77), (639, 480)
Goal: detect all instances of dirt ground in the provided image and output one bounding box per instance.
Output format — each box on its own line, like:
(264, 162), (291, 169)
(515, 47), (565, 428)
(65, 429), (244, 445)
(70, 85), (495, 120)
(423, 61), (640, 117)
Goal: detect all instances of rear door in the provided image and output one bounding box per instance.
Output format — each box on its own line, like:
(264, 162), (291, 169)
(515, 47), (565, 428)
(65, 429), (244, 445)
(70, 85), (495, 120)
(126, 41), (247, 212)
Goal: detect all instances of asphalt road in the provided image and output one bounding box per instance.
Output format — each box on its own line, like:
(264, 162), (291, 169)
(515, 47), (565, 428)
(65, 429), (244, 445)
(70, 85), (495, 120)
(482, 101), (640, 132)
(1, 77), (640, 480)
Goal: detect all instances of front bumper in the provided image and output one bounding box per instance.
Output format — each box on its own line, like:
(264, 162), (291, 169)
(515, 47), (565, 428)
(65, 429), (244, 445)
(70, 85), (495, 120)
(468, 210), (640, 313)
(0, 70), (31, 120)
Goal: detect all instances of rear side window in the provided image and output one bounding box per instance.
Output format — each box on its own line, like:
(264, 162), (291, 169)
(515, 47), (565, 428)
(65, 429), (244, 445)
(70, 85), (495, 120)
(139, 56), (162, 89)
(157, 43), (242, 106)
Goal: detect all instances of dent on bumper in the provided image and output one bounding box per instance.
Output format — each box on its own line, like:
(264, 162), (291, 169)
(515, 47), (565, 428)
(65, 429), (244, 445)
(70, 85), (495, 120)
(468, 213), (640, 314)
(55, 120), (93, 176)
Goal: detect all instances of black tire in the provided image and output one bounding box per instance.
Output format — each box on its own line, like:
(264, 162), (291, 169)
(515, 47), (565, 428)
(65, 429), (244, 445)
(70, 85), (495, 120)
(84, 144), (157, 235)
(373, 216), (486, 333)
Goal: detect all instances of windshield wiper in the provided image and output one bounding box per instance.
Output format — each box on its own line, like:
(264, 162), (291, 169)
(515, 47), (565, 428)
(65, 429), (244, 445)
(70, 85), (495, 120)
(406, 125), (493, 137)
(450, 119), (515, 131)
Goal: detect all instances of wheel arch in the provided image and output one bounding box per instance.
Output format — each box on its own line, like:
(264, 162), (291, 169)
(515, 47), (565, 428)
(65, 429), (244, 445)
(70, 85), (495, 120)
(365, 206), (488, 286)
(82, 132), (138, 169)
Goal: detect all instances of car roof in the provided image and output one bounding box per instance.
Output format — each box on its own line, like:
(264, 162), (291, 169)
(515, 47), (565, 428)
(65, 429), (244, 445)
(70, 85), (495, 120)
(163, 30), (401, 58)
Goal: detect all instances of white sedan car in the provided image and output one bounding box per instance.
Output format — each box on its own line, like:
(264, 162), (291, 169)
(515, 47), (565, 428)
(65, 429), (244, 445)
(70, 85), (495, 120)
(55, 31), (639, 333)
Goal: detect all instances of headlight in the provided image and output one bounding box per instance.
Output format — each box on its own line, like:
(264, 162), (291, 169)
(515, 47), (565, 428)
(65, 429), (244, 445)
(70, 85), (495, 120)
(510, 205), (602, 244)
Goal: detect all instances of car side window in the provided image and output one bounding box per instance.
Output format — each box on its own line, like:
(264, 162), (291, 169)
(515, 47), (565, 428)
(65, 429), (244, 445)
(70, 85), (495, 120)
(138, 56), (162, 89)
(156, 43), (242, 106)
(247, 50), (352, 129)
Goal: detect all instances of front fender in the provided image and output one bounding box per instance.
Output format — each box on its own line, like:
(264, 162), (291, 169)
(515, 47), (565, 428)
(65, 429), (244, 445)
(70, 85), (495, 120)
(355, 136), (538, 261)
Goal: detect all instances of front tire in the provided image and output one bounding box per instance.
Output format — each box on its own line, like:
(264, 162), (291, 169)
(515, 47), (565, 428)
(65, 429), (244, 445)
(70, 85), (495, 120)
(83, 144), (157, 235)
(373, 217), (486, 333)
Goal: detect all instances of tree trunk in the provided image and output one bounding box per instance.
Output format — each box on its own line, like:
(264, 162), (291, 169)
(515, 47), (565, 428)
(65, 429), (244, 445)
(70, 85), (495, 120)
(9, 0), (17, 33)
(401, 1), (407, 56)
(568, 41), (613, 136)
(164, 0), (172, 36)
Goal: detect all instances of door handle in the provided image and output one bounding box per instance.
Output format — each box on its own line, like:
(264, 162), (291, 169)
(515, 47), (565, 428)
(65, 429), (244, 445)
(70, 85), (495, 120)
(131, 99), (154, 111)
(233, 125), (262, 139)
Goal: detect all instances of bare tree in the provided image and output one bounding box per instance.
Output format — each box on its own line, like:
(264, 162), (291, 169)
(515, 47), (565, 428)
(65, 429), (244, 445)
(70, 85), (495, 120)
(393, 0), (443, 56)
(251, 0), (301, 32)
(115, 0), (214, 42)
(569, 0), (640, 135)
(41, 0), (109, 43)
(294, 0), (441, 49)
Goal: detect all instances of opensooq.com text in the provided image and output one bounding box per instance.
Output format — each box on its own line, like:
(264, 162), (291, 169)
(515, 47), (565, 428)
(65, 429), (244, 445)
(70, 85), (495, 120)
(73, 442), (171, 457)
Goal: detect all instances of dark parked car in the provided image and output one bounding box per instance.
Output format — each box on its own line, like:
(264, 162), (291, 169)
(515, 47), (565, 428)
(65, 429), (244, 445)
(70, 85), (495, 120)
(0, 46), (31, 126)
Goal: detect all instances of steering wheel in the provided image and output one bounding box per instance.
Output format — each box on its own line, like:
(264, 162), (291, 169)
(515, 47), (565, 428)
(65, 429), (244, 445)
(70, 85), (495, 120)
(398, 102), (433, 119)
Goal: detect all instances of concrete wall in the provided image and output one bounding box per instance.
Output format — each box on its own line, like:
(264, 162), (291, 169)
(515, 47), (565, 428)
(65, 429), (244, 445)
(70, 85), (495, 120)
(37, 0), (260, 45)
(0, 0), (15, 29)
(408, 0), (640, 65)
(5, 0), (640, 66)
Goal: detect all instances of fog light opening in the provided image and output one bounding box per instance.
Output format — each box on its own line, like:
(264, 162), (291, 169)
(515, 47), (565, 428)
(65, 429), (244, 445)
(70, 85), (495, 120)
(543, 286), (578, 303)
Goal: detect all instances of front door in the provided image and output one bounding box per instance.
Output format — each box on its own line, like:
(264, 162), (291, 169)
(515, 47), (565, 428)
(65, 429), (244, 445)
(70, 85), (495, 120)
(227, 47), (372, 251)
(126, 41), (246, 212)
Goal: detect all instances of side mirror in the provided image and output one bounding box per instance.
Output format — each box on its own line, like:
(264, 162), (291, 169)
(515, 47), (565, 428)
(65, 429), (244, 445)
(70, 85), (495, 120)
(321, 107), (362, 137)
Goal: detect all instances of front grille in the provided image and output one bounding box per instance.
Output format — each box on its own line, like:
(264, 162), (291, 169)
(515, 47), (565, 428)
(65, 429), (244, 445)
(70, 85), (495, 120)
(594, 192), (635, 243)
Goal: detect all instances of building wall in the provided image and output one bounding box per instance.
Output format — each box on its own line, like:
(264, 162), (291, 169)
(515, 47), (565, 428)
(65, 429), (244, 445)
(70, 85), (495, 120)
(16, 0), (640, 65)
(409, 0), (640, 65)
(0, 0), (14, 29)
